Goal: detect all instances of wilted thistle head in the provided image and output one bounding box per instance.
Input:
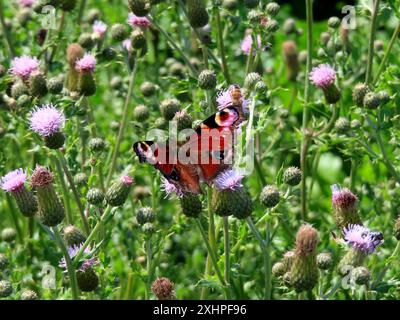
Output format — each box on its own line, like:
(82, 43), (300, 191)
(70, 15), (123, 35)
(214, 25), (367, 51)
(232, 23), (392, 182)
(127, 12), (151, 28)
(75, 53), (97, 73)
(343, 224), (383, 255)
(66, 43), (84, 66)
(29, 104), (65, 137)
(151, 277), (176, 300)
(10, 55), (40, 80)
(295, 224), (319, 255)
(282, 41), (300, 82)
(30, 165), (54, 187)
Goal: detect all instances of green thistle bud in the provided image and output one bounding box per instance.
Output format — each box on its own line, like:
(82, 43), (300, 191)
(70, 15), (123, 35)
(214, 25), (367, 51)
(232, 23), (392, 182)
(136, 207), (155, 225)
(222, 0), (238, 10)
(76, 267), (99, 292)
(47, 76), (64, 94)
(0, 280), (13, 298)
(298, 50), (308, 64)
(335, 117), (351, 134)
(169, 62), (185, 78)
(244, 72), (262, 91)
(351, 119), (361, 130)
(128, 0), (152, 16)
(323, 84), (341, 104)
(247, 10), (263, 24)
(212, 187), (253, 219)
(272, 262), (286, 277)
(320, 32), (331, 46)
(155, 117), (167, 129)
(140, 81), (157, 97)
(62, 225), (87, 247)
(73, 173), (88, 186)
(133, 186), (151, 200)
(265, 19), (279, 33)
(283, 18), (297, 35)
(187, 0), (209, 29)
(131, 28), (146, 49)
(352, 83), (370, 107)
(142, 222), (155, 235)
(363, 92), (380, 109)
(283, 167), (302, 186)
(173, 110), (193, 131)
(254, 81), (268, 94)
(338, 248), (366, 275)
(29, 72), (48, 97)
(78, 33), (95, 50)
(352, 266), (371, 285)
(105, 175), (134, 206)
(282, 41), (300, 82)
(1, 227), (17, 242)
(20, 289), (38, 300)
(17, 94), (31, 108)
(77, 72), (96, 96)
(134, 104), (150, 121)
(111, 23), (128, 42)
(266, 2), (280, 17)
(282, 250), (295, 271)
(283, 272), (292, 287)
(180, 193), (202, 218)
(100, 47), (117, 61)
(0, 64), (6, 78)
(44, 131), (65, 149)
(0, 253), (9, 271)
(10, 184), (38, 218)
(89, 137), (106, 153)
(30, 166), (65, 226)
(151, 277), (176, 300)
(374, 40), (384, 52)
(260, 185), (280, 208)
(328, 16), (341, 29)
(377, 90), (390, 106)
(11, 81), (29, 99)
(110, 76), (123, 90)
(198, 69), (217, 90)
(394, 215), (400, 241)
(317, 252), (333, 270)
(86, 188), (105, 206)
(244, 0), (259, 9)
(290, 224), (319, 292)
(160, 98), (181, 121)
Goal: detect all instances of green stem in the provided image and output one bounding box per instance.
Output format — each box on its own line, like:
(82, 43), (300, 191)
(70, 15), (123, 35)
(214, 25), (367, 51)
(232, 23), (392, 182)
(0, 0), (16, 57)
(53, 156), (73, 225)
(372, 241), (400, 289)
(315, 104), (338, 137)
(56, 150), (89, 235)
(374, 22), (400, 84)
(47, 11), (65, 69)
(5, 195), (24, 244)
(223, 217), (230, 289)
(145, 239), (153, 300)
(365, 0), (381, 84)
(52, 227), (80, 300)
(77, 0), (87, 25)
(106, 53), (139, 186)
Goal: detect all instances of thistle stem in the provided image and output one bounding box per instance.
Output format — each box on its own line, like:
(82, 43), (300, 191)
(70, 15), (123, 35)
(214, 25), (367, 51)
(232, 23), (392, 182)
(145, 239), (153, 300)
(5, 195), (24, 244)
(53, 155), (74, 225)
(77, 0), (87, 26)
(106, 53), (139, 186)
(223, 217), (230, 290)
(0, 0), (16, 57)
(374, 22), (400, 85)
(56, 150), (90, 235)
(365, 0), (381, 84)
(52, 227), (80, 300)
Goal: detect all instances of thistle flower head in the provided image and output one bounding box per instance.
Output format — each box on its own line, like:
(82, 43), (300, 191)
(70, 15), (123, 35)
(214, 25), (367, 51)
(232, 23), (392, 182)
(160, 177), (184, 198)
(10, 55), (40, 79)
(295, 224), (319, 254)
(240, 34), (262, 56)
(151, 277), (175, 300)
(127, 13), (151, 27)
(30, 165), (54, 187)
(216, 88), (249, 114)
(59, 243), (97, 272)
(29, 104), (65, 137)
(331, 184), (358, 211)
(18, 0), (36, 7)
(75, 53), (97, 73)
(0, 168), (27, 192)
(343, 224), (384, 254)
(121, 175), (134, 185)
(92, 20), (107, 38)
(214, 169), (244, 191)
(309, 64), (336, 88)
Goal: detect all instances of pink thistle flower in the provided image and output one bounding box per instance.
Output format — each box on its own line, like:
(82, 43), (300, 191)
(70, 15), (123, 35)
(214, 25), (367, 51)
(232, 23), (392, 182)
(10, 55), (40, 79)
(92, 20), (107, 38)
(343, 224), (383, 254)
(331, 184), (358, 212)
(121, 175), (134, 185)
(214, 169), (244, 191)
(0, 168), (27, 192)
(18, 0), (36, 7)
(59, 243), (97, 272)
(161, 177), (184, 198)
(127, 13), (151, 28)
(216, 88), (250, 114)
(309, 64), (336, 89)
(75, 53), (96, 73)
(240, 34), (261, 56)
(122, 38), (132, 52)
(29, 104), (65, 137)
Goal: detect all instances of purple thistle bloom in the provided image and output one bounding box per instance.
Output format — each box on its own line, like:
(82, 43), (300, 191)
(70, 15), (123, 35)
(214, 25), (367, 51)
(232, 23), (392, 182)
(160, 177), (184, 198)
(29, 104), (65, 137)
(309, 64), (336, 89)
(93, 20), (107, 38)
(127, 13), (151, 28)
(121, 175), (134, 185)
(10, 55), (40, 79)
(18, 0), (36, 7)
(59, 243), (97, 272)
(214, 169), (244, 191)
(331, 184), (358, 211)
(122, 39), (133, 52)
(216, 88), (249, 114)
(0, 168), (27, 193)
(75, 53), (96, 73)
(240, 34), (261, 56)
(343, 224), (384, 254)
